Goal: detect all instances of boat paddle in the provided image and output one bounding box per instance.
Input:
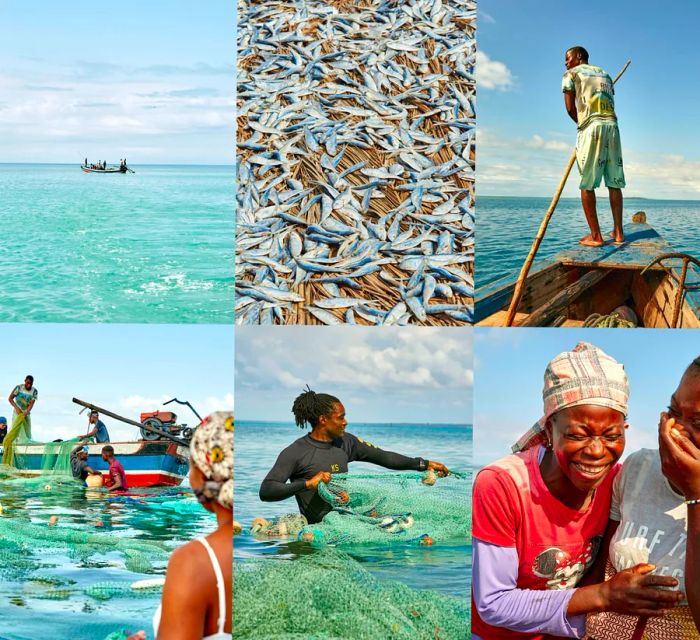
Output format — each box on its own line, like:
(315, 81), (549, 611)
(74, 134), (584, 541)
(503, 59), (632, 327)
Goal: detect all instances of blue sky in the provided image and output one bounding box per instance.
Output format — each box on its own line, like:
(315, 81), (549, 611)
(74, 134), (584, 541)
(473, 328), (699, 467)
(235, 327), (473, 424)
(477, 1), (700, 199)
(0, 1), (234, 164)
(0, 324), (233, 441)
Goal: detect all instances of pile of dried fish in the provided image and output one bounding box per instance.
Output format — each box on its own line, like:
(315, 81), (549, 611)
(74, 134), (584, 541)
(236, 0), (475, 325)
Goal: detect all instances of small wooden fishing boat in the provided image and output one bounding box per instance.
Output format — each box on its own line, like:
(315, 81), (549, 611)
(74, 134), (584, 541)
(475, 216), (700, 328)
(12, 440), (189, 487)
(81, 165), (127, 174)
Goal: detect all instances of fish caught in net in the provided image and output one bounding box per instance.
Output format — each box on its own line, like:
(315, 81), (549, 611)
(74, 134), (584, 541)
(299, 470), (470, 547)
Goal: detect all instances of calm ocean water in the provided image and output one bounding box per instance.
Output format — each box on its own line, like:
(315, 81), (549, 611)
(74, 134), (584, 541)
(234, 421), (472, 598)
(0, 478), (215, 640)
(0, 163), (233, 323)
(477, 196), (700, 286)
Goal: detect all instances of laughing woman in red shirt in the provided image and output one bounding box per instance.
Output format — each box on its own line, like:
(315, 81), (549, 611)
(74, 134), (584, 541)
(472, 342), (682, 640)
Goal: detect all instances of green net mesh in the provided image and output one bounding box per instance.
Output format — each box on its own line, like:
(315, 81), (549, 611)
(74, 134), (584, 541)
(1, 413), (31, 466)
(39, 437), (84, 475)
(299, 471), (470, 547)
(234, 549), (469, 640)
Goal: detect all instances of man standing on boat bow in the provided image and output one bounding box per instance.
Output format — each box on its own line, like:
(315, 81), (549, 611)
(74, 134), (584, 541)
(563, 46), (625, 247)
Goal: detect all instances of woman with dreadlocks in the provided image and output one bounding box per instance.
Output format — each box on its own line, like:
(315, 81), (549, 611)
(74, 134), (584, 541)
(259, 388), (448, 524)
(585, 356), (700, 639)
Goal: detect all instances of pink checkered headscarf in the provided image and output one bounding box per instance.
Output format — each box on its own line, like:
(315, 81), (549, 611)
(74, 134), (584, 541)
(512, 342), (628, 453)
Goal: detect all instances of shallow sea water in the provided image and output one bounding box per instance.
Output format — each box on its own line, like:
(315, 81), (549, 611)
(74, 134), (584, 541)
(234, 421), (472, 599)
(0, 474), (215, 640)
(0, 163), (234, 323)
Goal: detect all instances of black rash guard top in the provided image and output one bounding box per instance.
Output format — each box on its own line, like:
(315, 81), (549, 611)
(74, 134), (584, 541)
(259, 432), (428, 524)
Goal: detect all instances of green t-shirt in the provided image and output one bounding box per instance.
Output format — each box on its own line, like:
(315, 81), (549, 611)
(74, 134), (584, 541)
(562, 63), (617, 129)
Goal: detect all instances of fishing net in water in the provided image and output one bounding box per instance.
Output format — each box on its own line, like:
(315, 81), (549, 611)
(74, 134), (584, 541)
(1, 414), (31, 466)
(234, 549), (469, 640)
(40, 437), (83, 475)
(299, 471), (470, 547)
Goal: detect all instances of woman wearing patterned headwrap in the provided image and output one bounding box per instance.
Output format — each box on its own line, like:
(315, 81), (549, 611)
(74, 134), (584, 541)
(152, 411), (232, 640)
(586, 357), (700, 639)
(471, 343), (682, 640)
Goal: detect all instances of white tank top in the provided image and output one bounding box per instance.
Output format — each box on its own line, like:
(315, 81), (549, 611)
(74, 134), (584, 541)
(153, 537), (229, 639)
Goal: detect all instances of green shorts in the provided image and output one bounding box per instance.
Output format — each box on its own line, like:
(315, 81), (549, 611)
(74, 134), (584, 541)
(575, 120), (626, 190)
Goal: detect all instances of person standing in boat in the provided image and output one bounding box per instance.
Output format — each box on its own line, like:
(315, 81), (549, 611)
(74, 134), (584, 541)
(101, 445), (129, 492)
(78, 409), (110, 443)
(7, 375), (37, 440)
(563, 46), (625, 247)
(1, 376), (38, 465)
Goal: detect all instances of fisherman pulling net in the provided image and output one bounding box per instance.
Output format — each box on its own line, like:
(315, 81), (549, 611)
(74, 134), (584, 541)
(248, 470), (470, 547)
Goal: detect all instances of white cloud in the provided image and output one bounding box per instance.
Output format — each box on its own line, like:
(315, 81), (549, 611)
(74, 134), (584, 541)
(475, 51), (514, 91)
(478, 10), (496, 24)
(235, 327), (473, 423)
(205, 393), (235, 412)
(527, 134), (570, 152)
(0, 62), (232, 162)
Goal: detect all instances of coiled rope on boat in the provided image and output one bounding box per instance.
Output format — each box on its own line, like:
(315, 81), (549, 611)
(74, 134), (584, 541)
(583, 312), (636, 328)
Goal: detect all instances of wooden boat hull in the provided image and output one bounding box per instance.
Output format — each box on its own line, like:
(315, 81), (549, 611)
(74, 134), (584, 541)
(81, 166), (126, 173)
(475, 223), (700, 328)
(12, 440), (189, 487)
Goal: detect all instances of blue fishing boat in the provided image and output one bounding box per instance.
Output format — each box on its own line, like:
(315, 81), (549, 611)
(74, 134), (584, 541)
(475, 216), (700, 328)
(12, 440), (189, 487)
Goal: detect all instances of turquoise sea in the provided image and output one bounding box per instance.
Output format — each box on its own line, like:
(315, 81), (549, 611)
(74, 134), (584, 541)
(0, 476), (215, 640)
(0, 163), (233, 323)
(476, 196), (700, 286)
(235, 421), (472, 598)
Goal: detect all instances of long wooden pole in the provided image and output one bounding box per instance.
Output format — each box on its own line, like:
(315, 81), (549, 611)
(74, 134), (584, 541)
(503, 59), (632, 327)
(72, 397), (189, 447)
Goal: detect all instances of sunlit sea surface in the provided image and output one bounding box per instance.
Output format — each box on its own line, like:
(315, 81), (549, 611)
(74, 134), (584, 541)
(0, 163), (233, 323)
(477, 196), (700, 286)
(0, 474), (215, 640)
(235, 421), (472, 598)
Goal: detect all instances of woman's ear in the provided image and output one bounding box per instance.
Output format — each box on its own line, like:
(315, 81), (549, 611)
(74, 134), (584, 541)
(544, 418), (554, 448)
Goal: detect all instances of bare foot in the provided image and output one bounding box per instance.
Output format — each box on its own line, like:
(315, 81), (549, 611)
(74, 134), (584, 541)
(579, 234), (604, 247)
(608, 231), (625, 245)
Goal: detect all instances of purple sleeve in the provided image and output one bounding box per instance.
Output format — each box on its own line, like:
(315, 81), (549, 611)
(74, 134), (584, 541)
(473, 538), (586, 638)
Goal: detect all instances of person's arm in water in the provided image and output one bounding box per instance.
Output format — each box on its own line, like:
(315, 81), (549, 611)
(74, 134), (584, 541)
(564, 91), (577, 124)
(259, 445), (329, 501)
(344, 433), (449, 475)
(658, 413), (700, 631)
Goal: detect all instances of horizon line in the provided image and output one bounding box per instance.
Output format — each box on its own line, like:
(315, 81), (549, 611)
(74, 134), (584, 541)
(237, 420), (473, 427)
(478, 194), (700, 202)
(0, 161), (234, 167)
